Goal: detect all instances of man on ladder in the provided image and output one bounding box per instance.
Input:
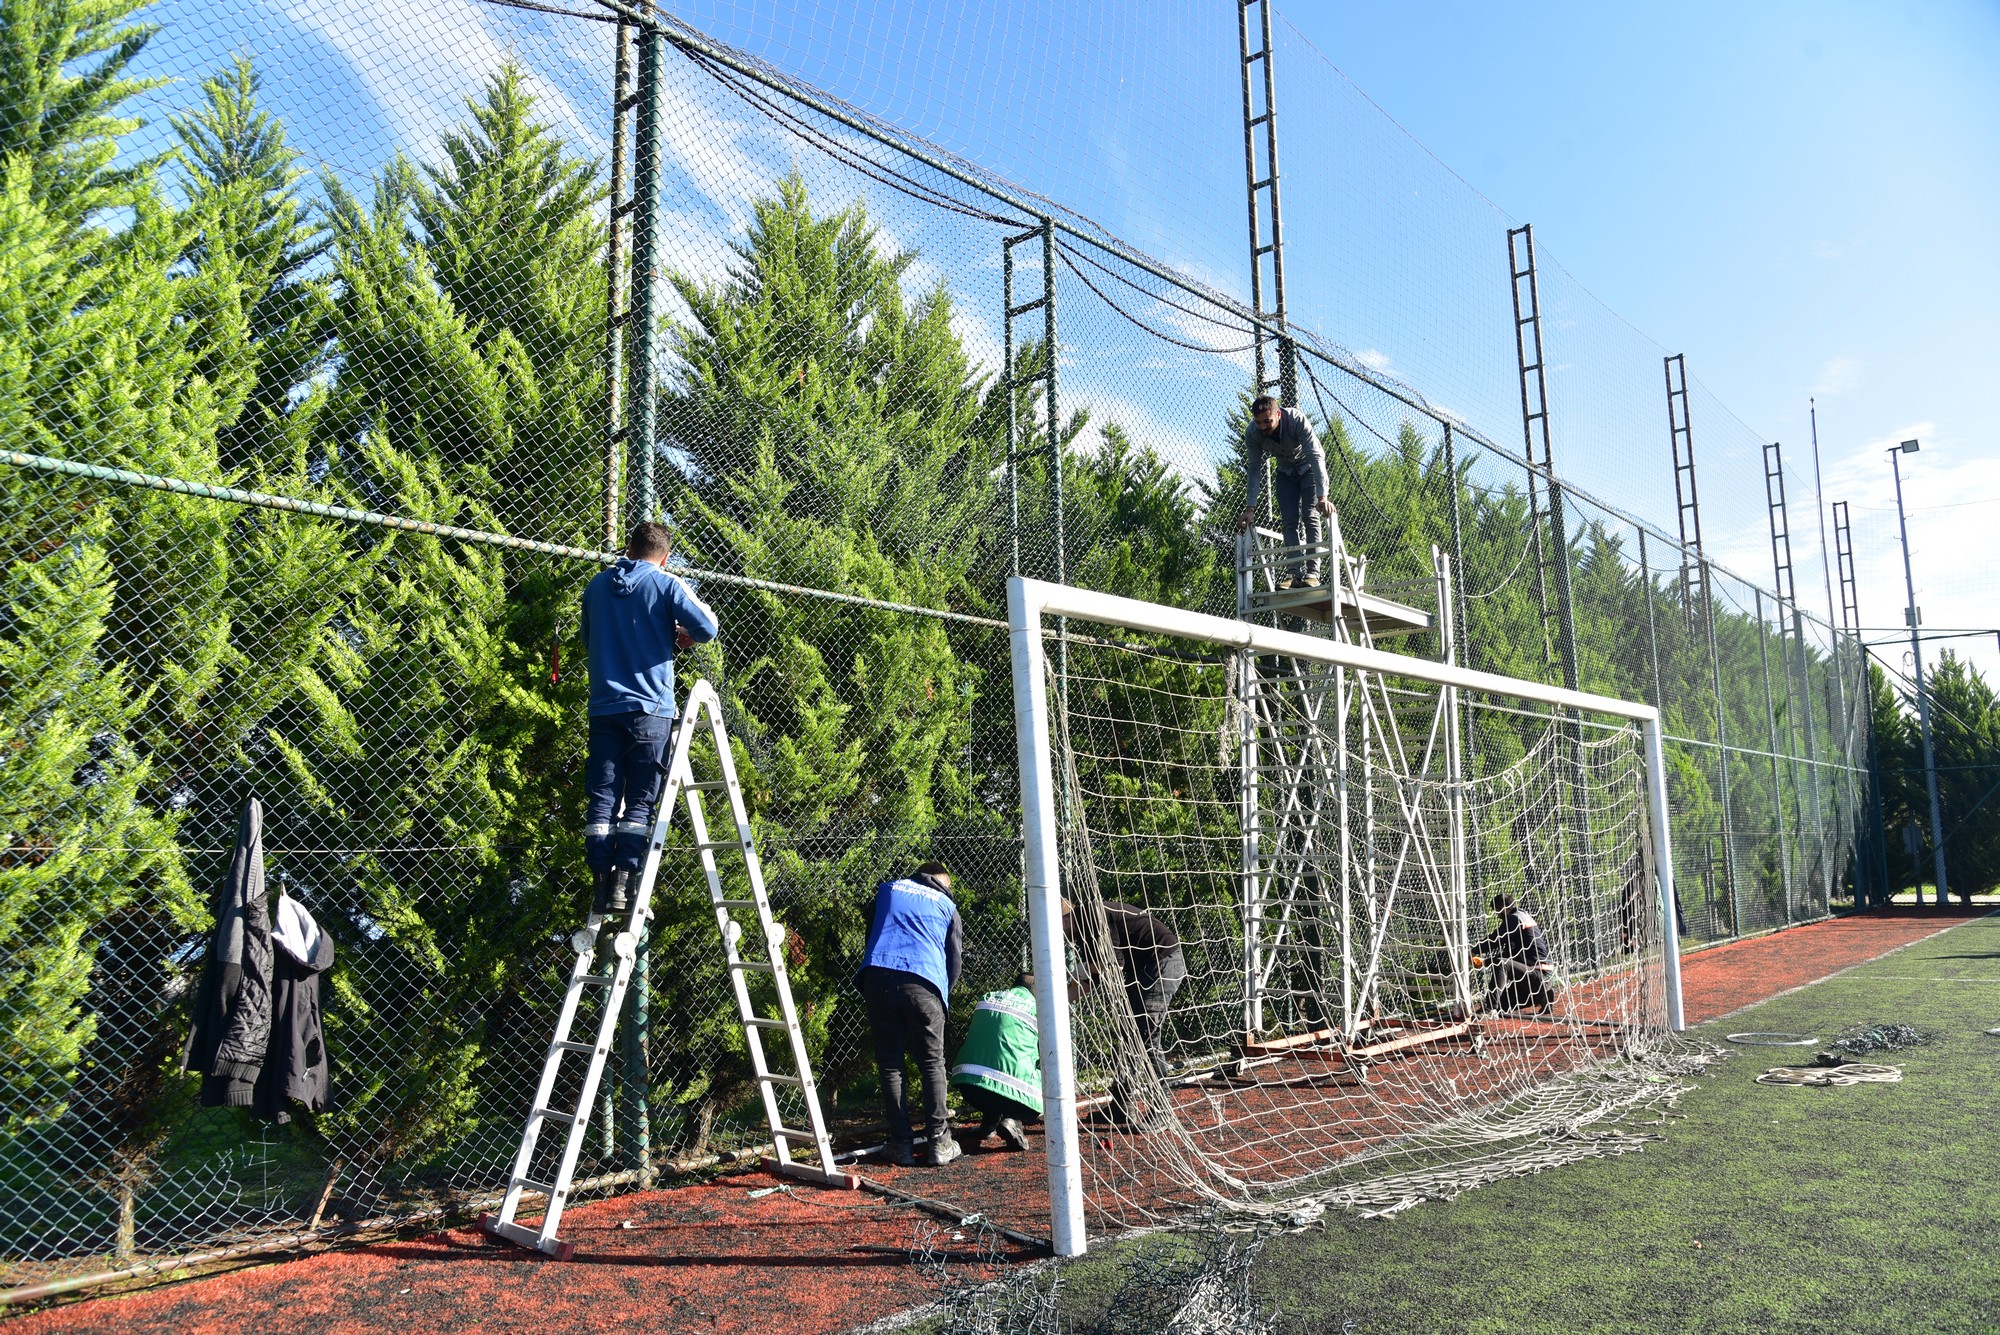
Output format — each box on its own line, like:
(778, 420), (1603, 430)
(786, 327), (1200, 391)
(581, 521), (720, 917)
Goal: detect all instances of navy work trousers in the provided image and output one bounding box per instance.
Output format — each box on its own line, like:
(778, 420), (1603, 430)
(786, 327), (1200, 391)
(583, 709), (676, 872)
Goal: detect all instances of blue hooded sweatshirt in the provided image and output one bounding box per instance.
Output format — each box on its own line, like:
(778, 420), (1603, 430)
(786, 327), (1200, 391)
(579, 559), (720, 717)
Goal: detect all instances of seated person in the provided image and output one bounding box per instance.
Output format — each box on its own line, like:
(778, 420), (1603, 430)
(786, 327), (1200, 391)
(1474, 892), (1556, 1014)
(948, 975), (1043, 1152)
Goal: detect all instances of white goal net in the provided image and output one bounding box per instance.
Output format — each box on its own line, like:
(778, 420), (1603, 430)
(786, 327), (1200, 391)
(1008, 577), (1704, 1254)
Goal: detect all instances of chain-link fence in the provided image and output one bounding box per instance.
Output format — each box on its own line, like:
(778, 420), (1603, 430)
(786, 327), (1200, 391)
(3, 0), (1869, 1299)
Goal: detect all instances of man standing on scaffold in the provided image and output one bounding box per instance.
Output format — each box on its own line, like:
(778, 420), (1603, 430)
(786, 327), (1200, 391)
(579, 521), (720, 919)
(1237, 394), (1334, 589)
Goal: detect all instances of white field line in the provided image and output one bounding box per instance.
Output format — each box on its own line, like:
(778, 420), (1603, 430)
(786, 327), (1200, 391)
(1699, 910), (1999, 1026)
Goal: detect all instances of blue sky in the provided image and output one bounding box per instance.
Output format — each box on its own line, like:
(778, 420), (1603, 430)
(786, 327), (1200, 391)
(121, 0), (1997, 679)
(1288, 1), (2000, 682)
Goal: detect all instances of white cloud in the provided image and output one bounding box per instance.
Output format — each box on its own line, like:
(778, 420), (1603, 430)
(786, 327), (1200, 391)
(1355, 348), (1393, 373)
(1062, 388), (1227, 492)
(1810, 354), (1864, 397)
(278, 0), (606, 161)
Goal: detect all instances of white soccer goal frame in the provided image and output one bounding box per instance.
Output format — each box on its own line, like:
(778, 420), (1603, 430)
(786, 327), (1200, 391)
(1007, 575), (1685, 1256)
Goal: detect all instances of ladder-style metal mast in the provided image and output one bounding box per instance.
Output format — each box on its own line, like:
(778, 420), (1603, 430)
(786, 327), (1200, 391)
(1833, 500), (1860, 636)
(1238, 0), (1294, 409)
(1506, 223), (1578, 690)
(1764, 441), (1798, 614)
(1663, 354), (1708, 633)
(1002, 223), (1062, 587)
(1834, 498), (1888, 903)
(1764, 442), (1830, 910)
(1661, 353), (1739, 920)
(603, 20), (636, 548)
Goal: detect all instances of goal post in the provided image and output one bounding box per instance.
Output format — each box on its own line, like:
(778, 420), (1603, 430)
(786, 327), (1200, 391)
(1009, 575), (1684, 1256)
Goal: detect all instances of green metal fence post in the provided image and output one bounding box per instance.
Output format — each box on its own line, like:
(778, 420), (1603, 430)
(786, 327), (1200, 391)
(619, 15), (665, 1184)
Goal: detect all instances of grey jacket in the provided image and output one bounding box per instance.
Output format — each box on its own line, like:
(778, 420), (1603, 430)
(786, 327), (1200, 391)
(182, 798), (273, 1109)
(1243, 407), (1330, 511)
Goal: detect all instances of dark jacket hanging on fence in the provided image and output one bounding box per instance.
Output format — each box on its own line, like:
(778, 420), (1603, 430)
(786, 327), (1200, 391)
(181, 799), (337, 1122)
(181, 798), (274, 1109)
(257, 896), (334, 1123)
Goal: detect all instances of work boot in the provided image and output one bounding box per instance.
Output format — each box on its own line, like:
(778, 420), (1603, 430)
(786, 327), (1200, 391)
(996, 1117), (1029, 1152)
(1297, 572), (1322, 588)
(590, 868), (618, 917)
(884, 1139), (916, 1167)
(975, 1113), (1000, 1145)
(926, 1131), (964, 1167)
(603, 867), (632, 917)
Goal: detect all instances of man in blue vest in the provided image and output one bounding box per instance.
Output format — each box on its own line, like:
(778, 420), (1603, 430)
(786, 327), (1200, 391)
(580, 522), (719, 919)
(857, 862), (963, 1166)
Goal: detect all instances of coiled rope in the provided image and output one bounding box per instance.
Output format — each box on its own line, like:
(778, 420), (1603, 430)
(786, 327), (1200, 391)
(1755, 1063), (1903, 1088)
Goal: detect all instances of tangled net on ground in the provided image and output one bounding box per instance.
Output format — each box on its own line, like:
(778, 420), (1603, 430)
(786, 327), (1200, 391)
(913, 1219), (1282, 1335)
(1816, 1022), (1929, 1064)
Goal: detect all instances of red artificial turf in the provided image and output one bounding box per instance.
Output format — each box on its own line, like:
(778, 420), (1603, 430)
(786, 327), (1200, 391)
(7, 1173), (1029, 1335)
(1678, 905), (1988, 1024)
(15, 907), (1980, 1335)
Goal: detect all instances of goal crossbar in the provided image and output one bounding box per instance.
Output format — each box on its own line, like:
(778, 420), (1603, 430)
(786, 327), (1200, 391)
(1006, 576), (1685, 1256)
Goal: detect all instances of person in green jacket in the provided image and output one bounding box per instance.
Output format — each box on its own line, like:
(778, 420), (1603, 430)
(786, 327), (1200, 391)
(948, 976), (1043, 1152)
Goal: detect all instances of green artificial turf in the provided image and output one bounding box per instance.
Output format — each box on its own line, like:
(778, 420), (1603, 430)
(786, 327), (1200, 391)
(1045, 914), (2000, 1334)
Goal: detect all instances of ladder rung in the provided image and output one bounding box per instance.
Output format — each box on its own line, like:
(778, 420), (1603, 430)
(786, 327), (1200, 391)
(772, 1125), (818, 1141)
(691, 839), (743, 852)
(715, 898), (761, 909)
(578, 973), (617, 987)
(759, 1073), (804, 1087)
(731, 959), (774, 972)
(513, 1176), (562, 1196)
(743, 1017), (789, 1030)
(1007, 298), (1048, 317)
(533, 1105), (584, 1126)
(552, 1040), (599, 1055)
(684, 780), (728, 791)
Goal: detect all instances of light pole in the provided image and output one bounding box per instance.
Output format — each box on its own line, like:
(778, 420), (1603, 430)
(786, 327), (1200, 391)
(1890, 439), (1949, 904)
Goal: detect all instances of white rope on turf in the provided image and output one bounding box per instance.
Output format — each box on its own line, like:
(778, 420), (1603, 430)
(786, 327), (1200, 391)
(1755, 1063), (1902, 1087)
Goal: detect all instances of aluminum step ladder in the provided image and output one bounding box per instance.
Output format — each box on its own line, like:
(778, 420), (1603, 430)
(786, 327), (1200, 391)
(481, 679), (853, 1259)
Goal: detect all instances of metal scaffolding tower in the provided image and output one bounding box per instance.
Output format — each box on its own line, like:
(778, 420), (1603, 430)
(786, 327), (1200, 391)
(1238, 0), (1294, 410)
(1507, 224), (1577, 689)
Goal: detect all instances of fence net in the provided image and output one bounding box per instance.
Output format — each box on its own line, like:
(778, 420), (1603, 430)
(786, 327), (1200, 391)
(4, 0), (1865, 1294)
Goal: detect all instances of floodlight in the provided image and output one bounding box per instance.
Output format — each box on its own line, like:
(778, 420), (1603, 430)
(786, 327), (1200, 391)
(1900, 440), (1920, 453)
